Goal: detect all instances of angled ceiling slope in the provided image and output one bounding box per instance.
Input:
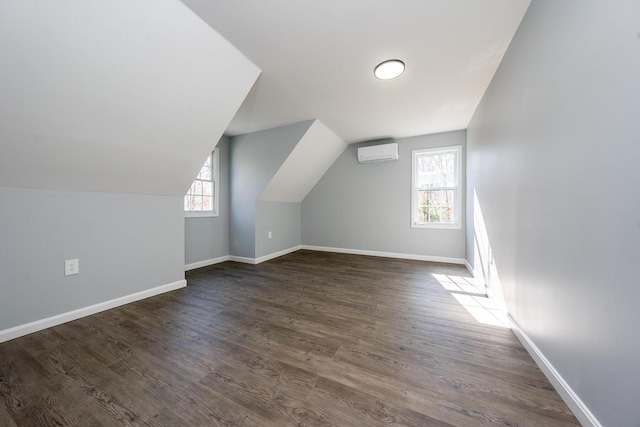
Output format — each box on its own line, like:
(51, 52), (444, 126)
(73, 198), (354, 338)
(259, 120), (346, 203)
(0, 0), (260, 195)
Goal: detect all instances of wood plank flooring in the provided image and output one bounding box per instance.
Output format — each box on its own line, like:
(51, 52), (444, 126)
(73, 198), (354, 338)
(0, 250), (579, 426)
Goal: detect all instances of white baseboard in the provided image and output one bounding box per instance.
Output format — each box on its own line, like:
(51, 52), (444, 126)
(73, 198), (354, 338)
(255, 245), (302, 264)
(185, 255), (230, 271)
(0, 279), (187, 344)
(508, 314), (602, 427)
(229, 245), (303, 265)
(221, 246), (467, 267)
(228, 255), (257, 264)
(301, 245), (466, 265)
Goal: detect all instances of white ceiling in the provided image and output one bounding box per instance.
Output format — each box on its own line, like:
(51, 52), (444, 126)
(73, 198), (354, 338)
(182, 0), (531, 143)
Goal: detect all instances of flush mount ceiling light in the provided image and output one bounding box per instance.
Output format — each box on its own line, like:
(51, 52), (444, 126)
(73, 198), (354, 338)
(374, 59), (405, 80)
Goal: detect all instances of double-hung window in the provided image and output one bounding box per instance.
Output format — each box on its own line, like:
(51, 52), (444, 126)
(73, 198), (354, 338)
(184, 149), (219, 217)
(412, 146), (461, 228)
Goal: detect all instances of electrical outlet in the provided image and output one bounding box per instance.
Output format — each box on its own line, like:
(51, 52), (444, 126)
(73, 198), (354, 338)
(268, 231), (272, 239)
(65, 259), (79, 276)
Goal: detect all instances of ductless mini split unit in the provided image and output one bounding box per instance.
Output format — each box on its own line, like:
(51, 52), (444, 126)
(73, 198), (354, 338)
(357, 142), (399, 163)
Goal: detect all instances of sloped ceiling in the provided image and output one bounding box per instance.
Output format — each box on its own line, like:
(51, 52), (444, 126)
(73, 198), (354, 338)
(182, 0), (531, 143)
(259, 120), (346, 203)
(0, 0), (260, 195)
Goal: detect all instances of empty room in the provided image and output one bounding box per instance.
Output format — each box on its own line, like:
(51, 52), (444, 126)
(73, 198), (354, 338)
(1, 1), (638, 426)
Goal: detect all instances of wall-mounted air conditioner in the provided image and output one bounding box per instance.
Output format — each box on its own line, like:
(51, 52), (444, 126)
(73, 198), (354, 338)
(357, 142), (399, 163)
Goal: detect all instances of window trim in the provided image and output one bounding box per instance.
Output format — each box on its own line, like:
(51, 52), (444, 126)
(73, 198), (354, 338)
(184, 148), (220, 218)
(411, 145), (462, 229)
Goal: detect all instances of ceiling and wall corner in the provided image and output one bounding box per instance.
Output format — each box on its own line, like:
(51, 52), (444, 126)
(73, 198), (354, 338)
(0, 0), (260, 196)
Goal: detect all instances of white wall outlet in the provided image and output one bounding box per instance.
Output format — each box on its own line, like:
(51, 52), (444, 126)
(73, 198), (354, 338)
(65, 259), (79, 276)
(268, 231), (272, 239)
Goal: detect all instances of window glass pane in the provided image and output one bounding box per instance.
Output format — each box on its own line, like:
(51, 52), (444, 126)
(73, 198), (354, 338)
(184, 195), (190, 210)
(191, 196), (202, 211)
(417, 190), (429, 223)
(201, 196), (212, 211)
(199, 165), (212, 181)
(416, 151), (456, 188)
(202, 181), (213, 197)
(193, 180), (203, 196)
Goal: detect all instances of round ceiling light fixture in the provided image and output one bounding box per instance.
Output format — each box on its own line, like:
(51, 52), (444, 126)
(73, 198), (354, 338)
(374, 59), (405, 80)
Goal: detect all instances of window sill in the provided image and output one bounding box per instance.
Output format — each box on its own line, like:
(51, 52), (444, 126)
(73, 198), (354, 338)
(185, 211), (219, 218)
(411, 223), (461, 230)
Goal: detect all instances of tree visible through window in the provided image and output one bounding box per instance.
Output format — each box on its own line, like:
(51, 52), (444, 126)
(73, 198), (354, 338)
(412, 146), (461, 228)
(185, 149), (219, 216)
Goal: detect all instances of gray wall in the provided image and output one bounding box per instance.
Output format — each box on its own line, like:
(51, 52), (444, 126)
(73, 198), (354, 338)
(0, 187), (184, 331)
(185, 136), (231, 265)
(229, 121), (311, 258)
(255, 201), (301, 259)
(466, 1), (640, 425)
(302, 131), (466, 260)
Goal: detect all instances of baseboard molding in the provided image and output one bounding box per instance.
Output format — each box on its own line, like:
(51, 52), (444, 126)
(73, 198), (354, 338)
(229, 245), (303, 265)
(228, 255), (257, 265)
(220, 246), (467, 267)
(301, 245), (466, 265)
(185, 255), (230, 271)
(508, 314), (602, 427)
(255, 245), (302, 264)
(0, 279), (187, 344)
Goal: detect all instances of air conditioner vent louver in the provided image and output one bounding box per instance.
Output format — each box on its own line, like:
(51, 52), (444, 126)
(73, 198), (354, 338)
(357, 143), (398, 163)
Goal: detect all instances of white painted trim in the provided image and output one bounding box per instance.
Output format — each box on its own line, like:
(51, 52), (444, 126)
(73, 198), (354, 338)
(223, 246), (467, 267)
(464, 260), (475, 277)
(185, 255), (230, 271)
(508, 314), (602, 427)
(228, 245), (303, 265)
(228, 255), (256, 265)
(255, 245), (302, 264)
(301, 245), (465, 265)
(0, 280), (187, 344)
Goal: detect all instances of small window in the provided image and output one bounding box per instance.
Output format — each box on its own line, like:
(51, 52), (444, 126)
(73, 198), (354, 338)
(184, 149), (219, 217)
(412, 146), (461, 228)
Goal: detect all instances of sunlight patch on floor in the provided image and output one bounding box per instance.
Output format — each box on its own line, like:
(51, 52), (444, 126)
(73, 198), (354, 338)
(433, 274), (511, 328)
(433, 274), (485, 294)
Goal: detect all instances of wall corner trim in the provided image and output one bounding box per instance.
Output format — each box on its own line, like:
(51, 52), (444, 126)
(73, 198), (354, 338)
(0, 280), (187, 344)
(508, 314), (602, 427)
(185, 256), (230, 271)
(301, 245), (466, 265)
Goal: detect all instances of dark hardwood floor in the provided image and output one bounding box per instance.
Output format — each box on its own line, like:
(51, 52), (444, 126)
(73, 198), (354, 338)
(0, 250), (579, 426)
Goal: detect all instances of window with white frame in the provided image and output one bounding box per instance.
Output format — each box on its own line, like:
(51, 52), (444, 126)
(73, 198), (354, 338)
(412, 146), (461, 228)
(184, 149), (219, 217)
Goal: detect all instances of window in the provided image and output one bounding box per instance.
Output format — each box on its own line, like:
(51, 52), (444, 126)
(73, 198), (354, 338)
(184, 149), (219, 217)
(412, 146), (461, 228)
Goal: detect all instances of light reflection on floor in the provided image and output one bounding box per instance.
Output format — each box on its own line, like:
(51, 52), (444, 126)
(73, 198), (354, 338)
(433, 274), (511, 328)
